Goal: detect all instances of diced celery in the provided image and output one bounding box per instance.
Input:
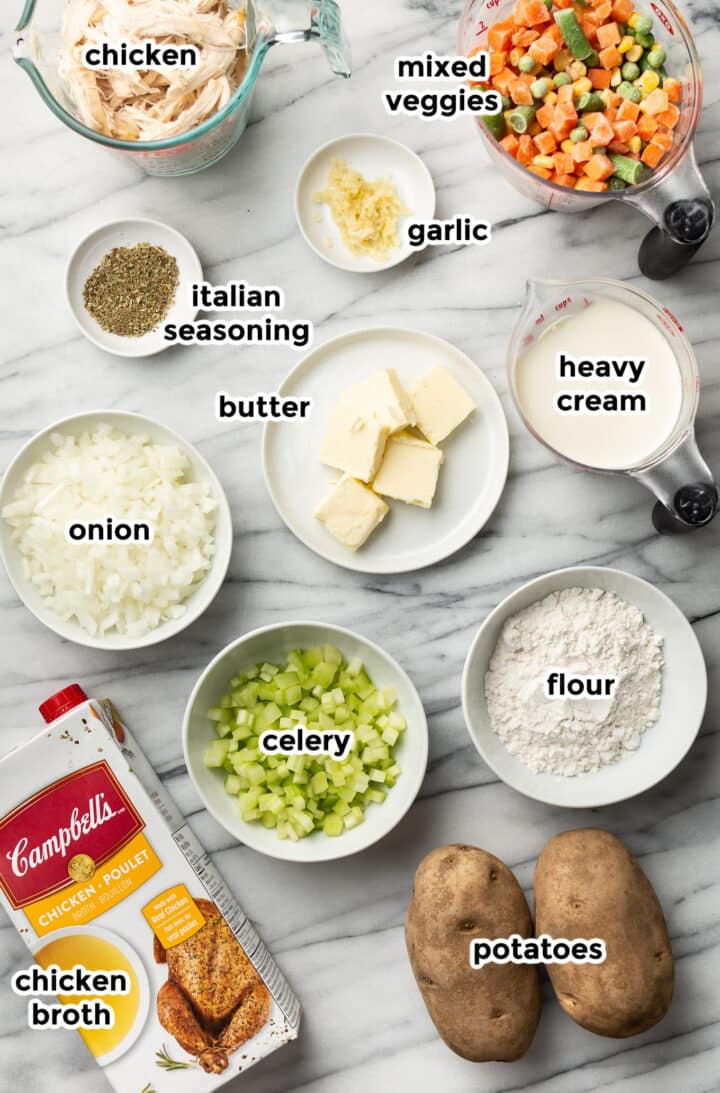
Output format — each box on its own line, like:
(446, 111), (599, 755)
(204, 739), (230, 768)
(323, 815), (344, 836)
(224, 773), (242, 795)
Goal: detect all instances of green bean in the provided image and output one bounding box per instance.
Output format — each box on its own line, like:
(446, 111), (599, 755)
(554, 9), (594, 61)
(570, 126), (589, 142)
(577, 91), (606, 112)
(610, 153), (645, 186)
(500, 94), (512, 110)
(508, 105), (537, 134)
(609, 177), (627, 190)
(553, 72), (571, 88)
(484, 112), (507, 140)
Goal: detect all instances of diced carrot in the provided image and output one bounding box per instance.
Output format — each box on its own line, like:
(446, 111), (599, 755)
(589, 113), (615, 146)
(528, 119), (542, 136)
(555, 0), (574, 7)
(523, 0), (553, 25)
(612, 119), (637, 142)
(604, 90), (621, 110)
(534, 130), (558, 155)
(637, 114), (659, 140)
(605, 106), (618, 123)
(555, 101), (579, 121)
(500, 133), (521, 157)
(608, 140), (630, 154)
(581, 17), (599, 45)
(589, 67), (612, 90)
(517, 135), (536, 164)
(657, 104), (680, 129)
(553, 151), (575, 174)
(642, 89), (670, 116)
(510, 78), (535, 105)
(557, 83), (575, 104)
(490, 51), (508, 76)
(663, 78), (682, 104)
(512, 28), (541, 46)
(488, 23), (515, 51)
(551, 109), (578, 140)
(536, 102), (556, 129)
(582, 112), (603, 131)
(594, 0), (613, 20)
(554, 172), (578, 187)
(652, 128), (674, 152)
(611, 0), (634, 21)
(641, 142), (666, 168)
(598, 45), (622, 69)
(492, 69), (516, 95)
(546, 23), (564, 44)
(617, 99), (641, 122)
(596, 22), (621, 49)
(512, 0), (528, 25)
(529, 35), (561, 64)
(576, 178), (609, 192)
(571, 140), (594, 163)
(528, 166), (553, 179)
(584, 153), (615, 181)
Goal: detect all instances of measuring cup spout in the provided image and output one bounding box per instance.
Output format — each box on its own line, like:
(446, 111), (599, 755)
(633, 433), (718, 533)
(624, 147), (715, 281)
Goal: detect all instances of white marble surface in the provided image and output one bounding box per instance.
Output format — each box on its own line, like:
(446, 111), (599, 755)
(1, 0), (720, 1090)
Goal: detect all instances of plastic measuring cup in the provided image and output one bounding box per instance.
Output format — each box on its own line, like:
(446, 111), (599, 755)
(508, 277), (717, 532)
(14, 0), (351, 177)
(457, 0), (714, 279)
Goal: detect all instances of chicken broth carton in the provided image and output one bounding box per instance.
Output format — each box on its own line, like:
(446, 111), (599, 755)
(0, 684), (300, 1090)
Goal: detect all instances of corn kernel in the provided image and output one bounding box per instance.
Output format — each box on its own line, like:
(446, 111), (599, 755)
(573, 77), (593, 95)
(532, 155), (555, 169)
(561, 139), (575, 153)
(628, 12), (641, 28)
(610, 67), (622, 87)
(618, 35), (635, 54)
(509, 48), (523, 68)
(628, 135), (642, 153)
(543, 91), (559, 105)
(638, 69), (660, 94)
(569, 60), (587, 79)
(627, 44), (643, 62)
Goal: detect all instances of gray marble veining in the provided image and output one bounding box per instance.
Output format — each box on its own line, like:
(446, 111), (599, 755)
(1, 0), (719, 1090)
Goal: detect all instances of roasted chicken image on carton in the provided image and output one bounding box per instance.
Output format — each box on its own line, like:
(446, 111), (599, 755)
(154, 899), (271, 1073)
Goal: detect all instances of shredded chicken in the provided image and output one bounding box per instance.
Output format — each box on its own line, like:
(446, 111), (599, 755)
(60, 0), (248, 140)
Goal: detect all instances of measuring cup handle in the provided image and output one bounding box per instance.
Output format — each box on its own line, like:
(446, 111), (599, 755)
(265, 0), (351, 78)
(639, 199), (715, 280)
(652, 484), (718, 533)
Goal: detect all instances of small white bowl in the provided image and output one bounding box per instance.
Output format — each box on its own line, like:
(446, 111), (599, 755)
(295, 133), (436, 273)
(183, 622), (429, 862)
(462, 566), (707, 808)
(66, 218), (202, 358)
(0, 410), (232, 650)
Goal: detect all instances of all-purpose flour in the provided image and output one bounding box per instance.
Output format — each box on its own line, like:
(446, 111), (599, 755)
(485, 587), (664, 776)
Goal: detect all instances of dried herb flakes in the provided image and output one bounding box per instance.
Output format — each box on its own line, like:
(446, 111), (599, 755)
(83, 242), (179, 338)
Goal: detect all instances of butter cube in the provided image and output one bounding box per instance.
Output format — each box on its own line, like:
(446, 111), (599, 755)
(320, 404), (389, 483)
(341, 369), (416, 434)
(410, 366), (476, 444)
(314, 477), (389, 550)
(373, 431), (444, 508)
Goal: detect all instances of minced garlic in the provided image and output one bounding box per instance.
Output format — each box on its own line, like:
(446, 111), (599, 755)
(313, 159), (411, 260)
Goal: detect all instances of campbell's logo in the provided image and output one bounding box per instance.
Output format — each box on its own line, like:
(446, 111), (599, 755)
(0, 762), (144, 909)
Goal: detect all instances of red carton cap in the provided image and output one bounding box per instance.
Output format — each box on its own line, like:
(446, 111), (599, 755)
(39, 684), (88, 723)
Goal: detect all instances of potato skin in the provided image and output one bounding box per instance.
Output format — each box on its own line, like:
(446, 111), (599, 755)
(405, 844), (541, 1062)
(534, 829), (673, 1038)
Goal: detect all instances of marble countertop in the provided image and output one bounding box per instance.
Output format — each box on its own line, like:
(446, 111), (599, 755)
(2, 0), (720, 1090)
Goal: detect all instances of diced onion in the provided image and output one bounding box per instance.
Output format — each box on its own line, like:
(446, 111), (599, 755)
(2, 424), (217, 638)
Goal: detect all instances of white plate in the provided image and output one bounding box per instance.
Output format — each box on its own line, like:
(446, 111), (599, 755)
(31, 924), (150, 1066)
(183, 621), (429, 863)
(0, 410), (233, 650)
(263, 327), (509, 574)
(462, 566), (707, 808)
(65, 218), (202, 358)
(295, 133), (436, 272)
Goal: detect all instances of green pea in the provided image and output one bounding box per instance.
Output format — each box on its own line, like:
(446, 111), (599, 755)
(636, 31), (655, 48)
(570, 126), (588, 142)
(618, 81), (642, 102)
(519, 55), (536, 74)
(634, 14), (653, 34)
(554, 72), (572, 87)
(530, 77), (552, 98)
(647, 47), (666, 67)
(622, 62), (640, 80)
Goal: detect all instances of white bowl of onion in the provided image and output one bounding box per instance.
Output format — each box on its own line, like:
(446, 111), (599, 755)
(183, 622), (429, 862)
(0, 411), (232, 650)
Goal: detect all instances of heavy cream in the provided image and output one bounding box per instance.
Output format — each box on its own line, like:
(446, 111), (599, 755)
(514, 298), (683, 470)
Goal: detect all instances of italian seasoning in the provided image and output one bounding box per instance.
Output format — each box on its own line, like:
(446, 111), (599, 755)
(83, 242), (179, 337)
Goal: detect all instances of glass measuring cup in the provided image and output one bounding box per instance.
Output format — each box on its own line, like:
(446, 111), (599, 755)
(14, 0), (351, 177)
(508, 277), (717, 532)
(458, 0), (714, 279)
